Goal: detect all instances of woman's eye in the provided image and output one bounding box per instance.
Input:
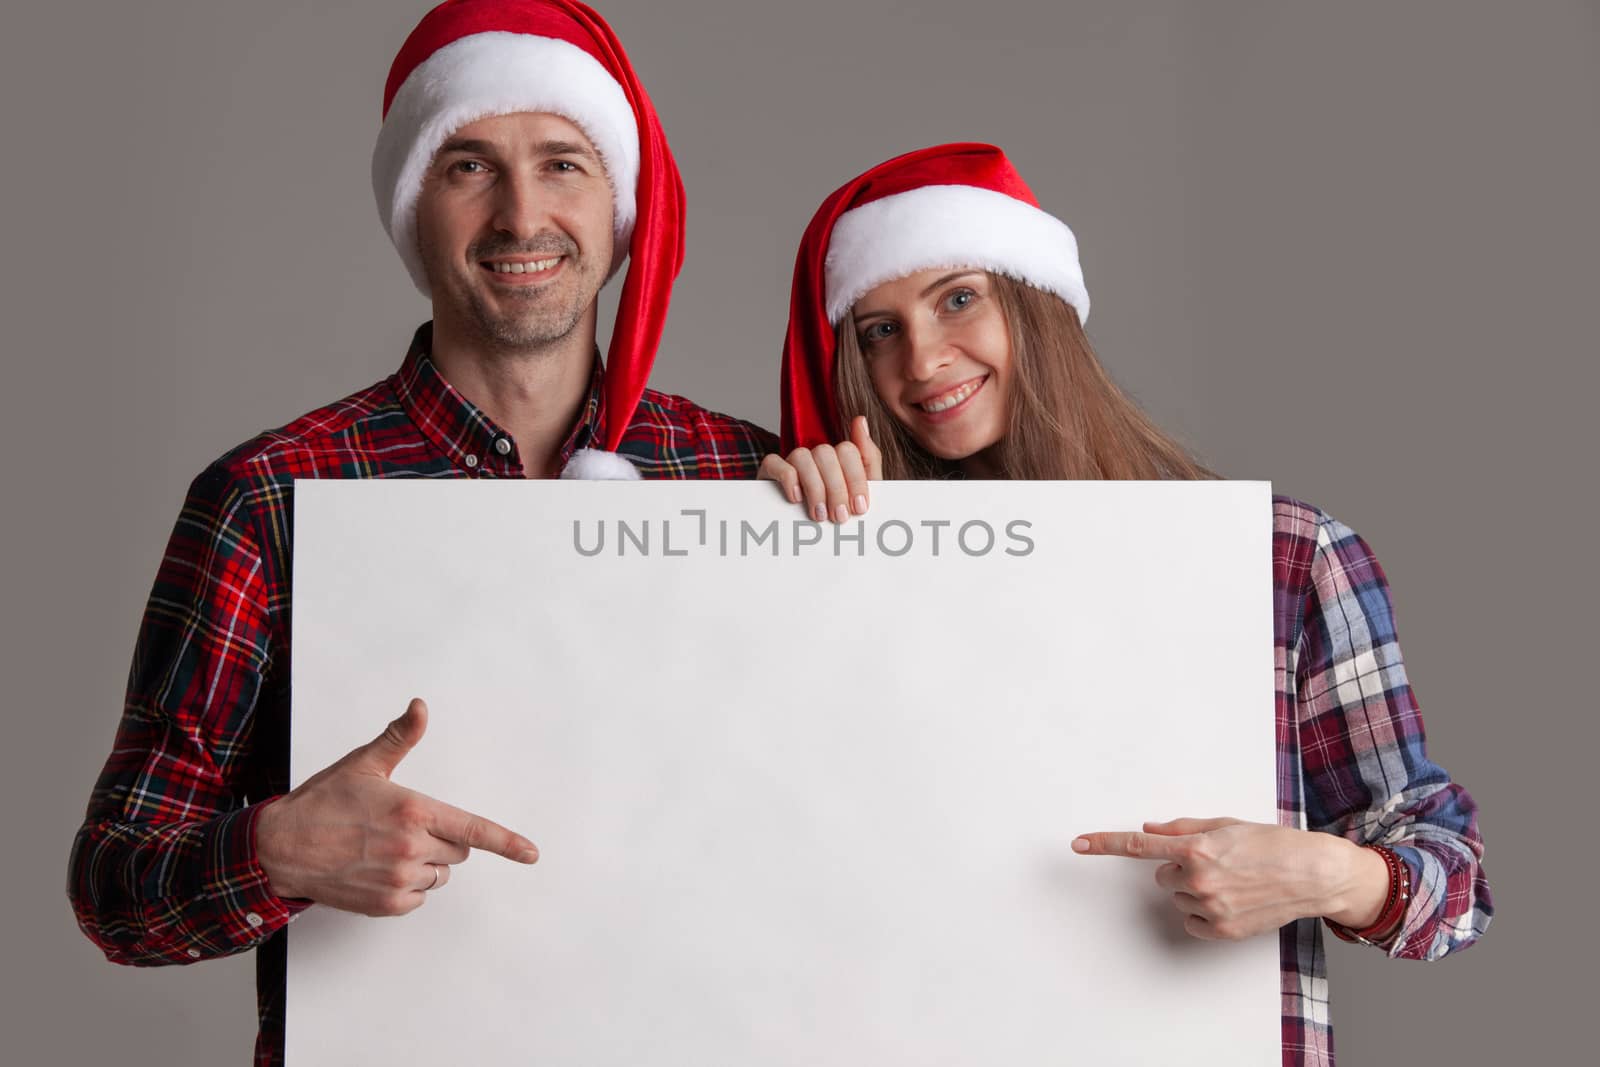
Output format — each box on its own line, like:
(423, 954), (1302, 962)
(942, 288), (977, 312)
(860, 321), (898, 346)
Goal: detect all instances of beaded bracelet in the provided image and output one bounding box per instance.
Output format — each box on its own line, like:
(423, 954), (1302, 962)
(1324, 844), (1410, 948)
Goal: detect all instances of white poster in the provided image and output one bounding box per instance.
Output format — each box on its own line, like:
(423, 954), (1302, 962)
(288, 480), (1279, 1065)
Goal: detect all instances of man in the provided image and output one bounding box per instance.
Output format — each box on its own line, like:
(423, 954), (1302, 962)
(66, 2), (775, 1063)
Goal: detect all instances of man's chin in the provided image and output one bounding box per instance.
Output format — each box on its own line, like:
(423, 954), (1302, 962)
(476, 311), (585, 351)
(455, 289), (569, 345)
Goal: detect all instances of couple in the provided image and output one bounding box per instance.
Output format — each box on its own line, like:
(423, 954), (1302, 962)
(66, 2), (1491, 1065)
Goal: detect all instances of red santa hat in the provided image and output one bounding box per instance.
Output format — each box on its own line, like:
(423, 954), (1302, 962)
(373, 0), (685, 479)
(780, 143), (1090, 453)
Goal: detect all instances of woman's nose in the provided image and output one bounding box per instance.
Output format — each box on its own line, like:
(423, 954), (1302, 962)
(901, 323), (956, 382)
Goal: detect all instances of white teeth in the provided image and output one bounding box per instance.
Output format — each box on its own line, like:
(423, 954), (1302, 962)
(920, 379), (981, 413)
(492, 257), (561, 274)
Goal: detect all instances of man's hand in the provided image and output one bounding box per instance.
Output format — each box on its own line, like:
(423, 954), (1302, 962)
(1071, 817), (1389, 941)
(254, 698), (539, 917)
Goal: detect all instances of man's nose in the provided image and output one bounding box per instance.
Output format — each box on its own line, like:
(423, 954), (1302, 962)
(489, 170), (550, 239)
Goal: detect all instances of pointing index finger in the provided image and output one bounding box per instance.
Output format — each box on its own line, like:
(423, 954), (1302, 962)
(1072, 830), (1194, 861)
(427, 798), (539, 863)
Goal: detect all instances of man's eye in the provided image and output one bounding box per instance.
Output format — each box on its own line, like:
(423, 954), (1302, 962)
(451, 160), (486, 174)
(550, 160), (581, 173)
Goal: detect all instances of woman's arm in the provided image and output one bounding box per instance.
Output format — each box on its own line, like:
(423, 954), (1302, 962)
(1073, 505), (1492, 953)
(1292, 512), (1493, 958)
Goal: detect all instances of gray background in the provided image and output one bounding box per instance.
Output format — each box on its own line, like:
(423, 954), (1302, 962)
(1, 0), (1593, 1062)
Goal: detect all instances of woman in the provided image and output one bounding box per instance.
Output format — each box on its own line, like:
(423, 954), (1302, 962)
(762, 142), (1492, 1064)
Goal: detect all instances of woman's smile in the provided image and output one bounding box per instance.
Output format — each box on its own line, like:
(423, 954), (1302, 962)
(910, 374), (989, 421)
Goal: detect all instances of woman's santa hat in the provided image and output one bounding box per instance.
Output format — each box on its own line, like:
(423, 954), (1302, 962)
(373, 0), (685, 480)
(780, 143), (1090, 453)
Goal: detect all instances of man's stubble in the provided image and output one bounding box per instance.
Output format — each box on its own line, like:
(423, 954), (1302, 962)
(447, 231), (607, 357)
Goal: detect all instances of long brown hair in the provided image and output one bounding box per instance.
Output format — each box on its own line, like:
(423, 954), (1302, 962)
(833, 273), (1216, 480)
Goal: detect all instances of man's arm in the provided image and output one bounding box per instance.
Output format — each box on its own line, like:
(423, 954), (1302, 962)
(67, 465), (303, 964)
(67, 464), (545, 962)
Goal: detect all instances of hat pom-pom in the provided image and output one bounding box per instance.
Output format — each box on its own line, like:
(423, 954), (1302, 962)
(560, 448), (642, 480)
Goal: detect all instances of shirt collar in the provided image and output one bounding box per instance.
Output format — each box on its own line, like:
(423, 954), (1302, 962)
(392, 322), (606, 476)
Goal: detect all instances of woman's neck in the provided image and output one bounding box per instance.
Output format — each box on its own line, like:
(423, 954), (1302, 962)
(957, 446), (1006, 479)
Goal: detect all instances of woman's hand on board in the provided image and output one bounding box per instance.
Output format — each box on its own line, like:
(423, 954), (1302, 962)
(1071, 817), (1391, 941)
(758, 415), (882, 523)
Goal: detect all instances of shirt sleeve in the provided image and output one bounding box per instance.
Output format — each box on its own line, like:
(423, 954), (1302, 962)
(67, 463), (308, 966)
(1294, 513), (1493, 960)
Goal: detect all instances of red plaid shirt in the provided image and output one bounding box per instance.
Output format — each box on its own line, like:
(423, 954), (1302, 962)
(67, 325), (777, 1066)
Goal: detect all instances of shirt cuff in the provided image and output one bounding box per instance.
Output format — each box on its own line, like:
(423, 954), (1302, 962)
(1383, 844), (1426, 958)
(190, 799), (312, 956)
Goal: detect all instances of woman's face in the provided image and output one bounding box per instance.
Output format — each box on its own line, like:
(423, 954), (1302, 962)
(850, 268), (1013, 468)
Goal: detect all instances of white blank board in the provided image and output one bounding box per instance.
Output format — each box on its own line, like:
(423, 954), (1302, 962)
(288, 480), (1279, 1065)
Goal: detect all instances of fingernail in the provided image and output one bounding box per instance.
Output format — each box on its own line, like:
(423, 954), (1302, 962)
(853, 494), (868, 514)
(812, 504), (826, 522)
(518, 848), (539, 863)
(834, 504), (849, 524)
(788, 485), (801, 504)
(1071, 837), (1090, 853)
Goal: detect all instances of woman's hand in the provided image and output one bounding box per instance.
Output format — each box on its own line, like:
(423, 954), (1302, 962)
(1071, 817), (1391, 941)
(758, 415), (882, 523)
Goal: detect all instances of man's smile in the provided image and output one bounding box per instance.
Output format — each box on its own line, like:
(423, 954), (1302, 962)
(479, 255), (566, 284)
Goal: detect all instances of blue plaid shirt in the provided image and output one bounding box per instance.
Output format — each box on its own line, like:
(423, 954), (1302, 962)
(1270, 497), (1491, 1064)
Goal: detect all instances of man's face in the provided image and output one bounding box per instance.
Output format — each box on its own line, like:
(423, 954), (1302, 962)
(415, 111), (616, 352)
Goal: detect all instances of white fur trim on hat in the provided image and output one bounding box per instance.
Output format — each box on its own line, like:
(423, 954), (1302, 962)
(373, 32), (640, 296)
(560, 448), (642, 480)
(823, 185), (1090, 325)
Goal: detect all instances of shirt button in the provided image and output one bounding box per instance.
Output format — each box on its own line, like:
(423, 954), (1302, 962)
(494, 437), (512, 456)
(187, 948), (202, 959)
(246, 912), (264, 928)
(464, 454), (479, 469)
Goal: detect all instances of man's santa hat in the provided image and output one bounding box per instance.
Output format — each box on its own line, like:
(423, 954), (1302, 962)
(780, 143), (1090, 453)
(373, 0), (684, 480)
